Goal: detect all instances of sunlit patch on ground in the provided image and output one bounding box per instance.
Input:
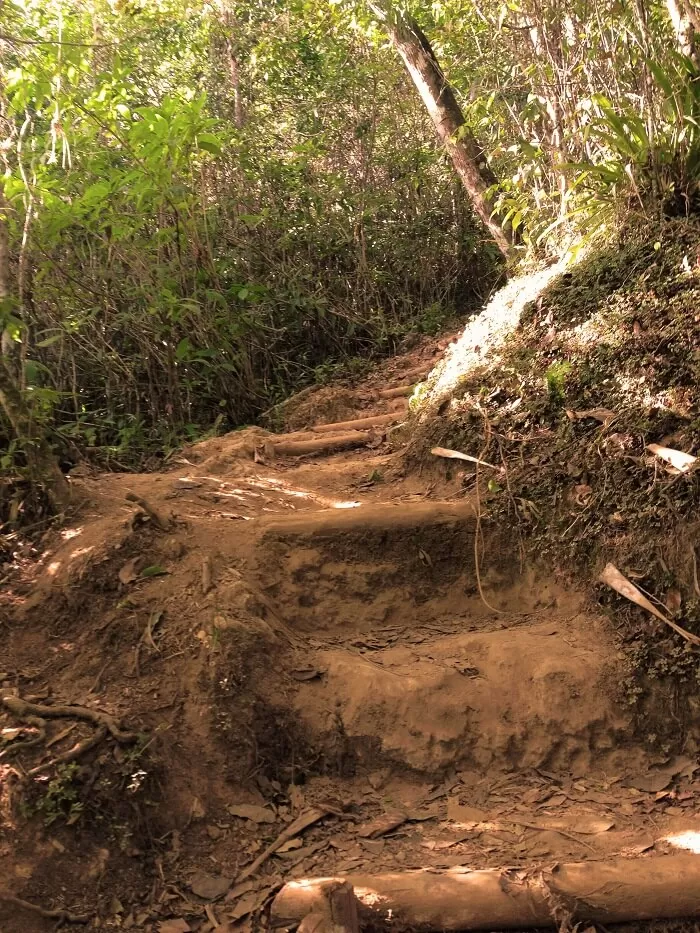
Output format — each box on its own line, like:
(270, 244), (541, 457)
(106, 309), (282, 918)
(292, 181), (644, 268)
(421, 260), (570, 406)
(665, 830), (700, 853)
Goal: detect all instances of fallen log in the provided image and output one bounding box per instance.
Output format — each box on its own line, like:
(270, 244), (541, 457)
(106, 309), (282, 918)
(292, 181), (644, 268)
(271, 855), (700, 930)
(311, 413), (400, 434)
(270, 432), (373, 457)
(378, 384), (415, 399)
(297, 881), (359, 933)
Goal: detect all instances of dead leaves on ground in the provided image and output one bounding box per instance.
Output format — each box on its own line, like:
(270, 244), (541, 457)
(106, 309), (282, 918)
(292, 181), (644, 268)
(600, 562), (700, 646)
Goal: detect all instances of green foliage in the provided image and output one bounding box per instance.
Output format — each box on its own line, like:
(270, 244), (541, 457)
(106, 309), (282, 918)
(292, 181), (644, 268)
(0, 0), (497, 469)
(544, 361), (572, 404)
(4, 0), (700, 475)
(31, 763), (83, 826)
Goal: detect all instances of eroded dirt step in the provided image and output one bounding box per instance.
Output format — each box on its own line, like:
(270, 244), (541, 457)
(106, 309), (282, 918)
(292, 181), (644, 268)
(250, 495), (643, 779)
(292, 614), (635, 774)
(251, 499), (565, 635)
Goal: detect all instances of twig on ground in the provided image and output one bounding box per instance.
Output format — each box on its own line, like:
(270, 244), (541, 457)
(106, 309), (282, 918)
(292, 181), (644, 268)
(473, 404), (508, 615)
(692, 548), (700, 599)
(237, 807), (333, 882)
(133, 610), (163, 675)
(202, 556), (212, 595)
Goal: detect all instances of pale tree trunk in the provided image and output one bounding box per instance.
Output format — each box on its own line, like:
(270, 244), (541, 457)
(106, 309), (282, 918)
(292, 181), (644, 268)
(216, 3), (245, 129)
(225, 32), (245, 130)
(666, 0), (700, 65)
(0, 192), (73, 511)
(525, 16), (569, 218)
(368, 1), (513, 257)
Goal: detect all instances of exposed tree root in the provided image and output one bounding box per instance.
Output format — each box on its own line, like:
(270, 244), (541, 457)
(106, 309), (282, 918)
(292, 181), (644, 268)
(0, 893), (90, 926)
(271, 432), (373, 457)
(1, 697), (139, 742)
(28, 727), (108, 776)
(378, 383), (414, 399)
(0, 696), (140, 767)
(273, 856), (700, 929)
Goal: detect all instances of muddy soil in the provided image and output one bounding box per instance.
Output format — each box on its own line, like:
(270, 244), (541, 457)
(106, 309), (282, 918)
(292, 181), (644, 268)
(2, 334), (700, 933)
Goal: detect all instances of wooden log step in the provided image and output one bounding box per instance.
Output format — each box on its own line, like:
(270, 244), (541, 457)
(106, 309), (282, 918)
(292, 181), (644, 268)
(378, 384), (415, 399)
(400, 365), (430, 381)
(270, 432), (373, 457)
(271, 855), (700, 930)
(311, 412), (400, 434)
(260, 499), (476, 538)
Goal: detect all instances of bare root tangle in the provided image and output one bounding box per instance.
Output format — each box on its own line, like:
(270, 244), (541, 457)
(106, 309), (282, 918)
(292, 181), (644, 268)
(1, 696), (139, 743)
(27, 727), (108, 776)
(0, 696), (140, 768)
(0, 893), (90, 925)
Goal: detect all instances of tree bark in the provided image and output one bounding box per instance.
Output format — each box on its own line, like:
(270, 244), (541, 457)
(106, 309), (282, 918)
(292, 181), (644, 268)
(273, 855), (700, 930)
(666, 0), (700, 65)
(0, 194), (72, 511)
(369, 1), (513, 257)
(0, 358), (73, 510)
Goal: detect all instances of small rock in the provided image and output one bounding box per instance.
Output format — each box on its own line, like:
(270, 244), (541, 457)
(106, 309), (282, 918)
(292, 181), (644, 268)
(206, 825), (222, 840)
(189, 871), (232, 900)
(160, 537), (186, 559)
(191, 797), (206, 820)
(227, 804), (276, 824)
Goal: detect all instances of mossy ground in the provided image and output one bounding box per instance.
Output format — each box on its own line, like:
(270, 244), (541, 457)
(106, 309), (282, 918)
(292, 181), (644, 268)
(410, 218), (700, 690)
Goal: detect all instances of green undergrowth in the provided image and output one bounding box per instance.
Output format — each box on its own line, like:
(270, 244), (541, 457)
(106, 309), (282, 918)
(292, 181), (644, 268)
(410, 217), (700, 690)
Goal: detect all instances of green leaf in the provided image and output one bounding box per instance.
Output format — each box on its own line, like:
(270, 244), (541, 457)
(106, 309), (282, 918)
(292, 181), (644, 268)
(175, 337), (192, 360)
(197, 133), (222, 155)
(140, 565), (169, 578)
(36, 333), (63, 348)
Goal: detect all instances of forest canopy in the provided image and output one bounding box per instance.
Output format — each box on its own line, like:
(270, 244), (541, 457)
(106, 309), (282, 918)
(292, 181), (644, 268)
(1, 0), (700, 489)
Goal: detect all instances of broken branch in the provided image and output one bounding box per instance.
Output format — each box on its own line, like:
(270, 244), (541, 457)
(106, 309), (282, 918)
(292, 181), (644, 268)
(237, 807), (332, 882)
(600, 563), (700, 646)
(125, 491), (171, 530)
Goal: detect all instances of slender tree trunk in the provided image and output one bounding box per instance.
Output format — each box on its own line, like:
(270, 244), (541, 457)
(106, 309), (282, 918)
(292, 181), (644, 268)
(368, 1), (513, 257)
(0, 358), (73, 510)
(0, 193), (72, 511)
(526, 19), (569, 218)
(225, 33), (245, 130)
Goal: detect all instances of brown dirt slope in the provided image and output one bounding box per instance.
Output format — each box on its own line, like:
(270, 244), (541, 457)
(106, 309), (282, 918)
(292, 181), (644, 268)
(1, 287), (700, 933)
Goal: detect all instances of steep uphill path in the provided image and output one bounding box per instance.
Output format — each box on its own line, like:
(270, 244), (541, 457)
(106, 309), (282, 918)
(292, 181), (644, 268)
(2, 331), (700, 932)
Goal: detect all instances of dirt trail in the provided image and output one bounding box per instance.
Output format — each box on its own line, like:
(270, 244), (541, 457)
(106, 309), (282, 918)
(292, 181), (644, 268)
(2, 334), (700, 932)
